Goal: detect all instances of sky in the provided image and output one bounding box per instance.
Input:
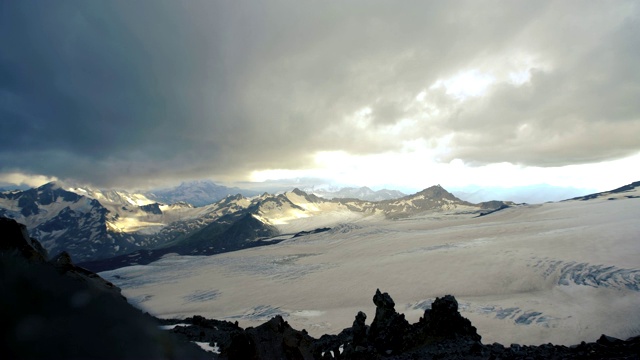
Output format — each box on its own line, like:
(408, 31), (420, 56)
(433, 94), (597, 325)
(1, 1), (639, 194)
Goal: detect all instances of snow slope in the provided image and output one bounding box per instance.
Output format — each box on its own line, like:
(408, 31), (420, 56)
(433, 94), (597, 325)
(253, 189), (375, 233)
(69, 187), (208, 234)
(101, 189), (640, 346)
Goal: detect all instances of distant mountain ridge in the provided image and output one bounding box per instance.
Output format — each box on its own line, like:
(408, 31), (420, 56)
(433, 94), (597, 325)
(18, 180), (637, 268)
(0, 182), (144, 261)
(81, 185), (512, 271)
(566, 180), (640, 201)
(452, 184), (598, 204)
(145, 180), (260, 207)
(311, 186), (405, 201)
(0, 181), (518, 266)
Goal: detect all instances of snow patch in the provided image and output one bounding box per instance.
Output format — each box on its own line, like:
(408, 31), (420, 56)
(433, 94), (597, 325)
(193, 341), (220, 354)
(158, 323), (188, 330)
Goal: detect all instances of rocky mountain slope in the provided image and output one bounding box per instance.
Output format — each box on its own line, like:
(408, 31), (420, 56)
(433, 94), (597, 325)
(567, 180), (640, 201)
(0, 183), (146, 262)
(0, 217), (209, 359)
(337, 184), (511, 219)
(0, 182), (261, 262)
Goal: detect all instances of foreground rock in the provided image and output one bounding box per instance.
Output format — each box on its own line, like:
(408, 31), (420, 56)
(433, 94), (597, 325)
(0, 217), (209, 359)
(163, 289), (640, 359)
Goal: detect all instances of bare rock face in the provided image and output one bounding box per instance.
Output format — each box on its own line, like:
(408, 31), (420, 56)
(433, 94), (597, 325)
(0, 217), (48, 261)
(368, 289), (410, 354)
(156, 288), (640, 359)
(315, 289), (482, 359)
(420, 294), (481, 341)
(50, 250), (125, 301)
(1, 217), (210, 359)
(51, 250), (73, 266)
(224, 315), (315, 360)
(351, 311), (367, 347)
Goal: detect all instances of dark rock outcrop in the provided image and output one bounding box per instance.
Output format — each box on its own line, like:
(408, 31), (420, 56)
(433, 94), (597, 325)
(0, 217), (210, 359)
(367, 289), (410, 354)
(351, 311), (367, 347)
(139, 202), (163, 215)
(0, 217), (48, 261)
(420, 294), (481, 341)
(163, 289), (640, 360)
(222, 315), (315, 359)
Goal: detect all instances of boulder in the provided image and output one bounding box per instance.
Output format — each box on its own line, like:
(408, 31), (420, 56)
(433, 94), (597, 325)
(421, 294), (481, 342)
(224, 315), (315, 360)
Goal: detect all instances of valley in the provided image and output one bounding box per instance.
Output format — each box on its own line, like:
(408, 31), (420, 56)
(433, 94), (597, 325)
(99, 183), (640, 346)
(2, 180), (639, 348)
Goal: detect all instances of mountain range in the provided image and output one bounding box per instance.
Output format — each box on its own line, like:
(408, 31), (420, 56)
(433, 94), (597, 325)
(451, 184), (598, 204)
(0, 182), (509, 267)
(309, 186), (406, 201)
(4, 180), (638, 273)
(145, 180), (260, 207)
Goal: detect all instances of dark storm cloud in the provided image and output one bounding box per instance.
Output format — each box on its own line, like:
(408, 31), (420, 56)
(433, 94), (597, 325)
(0, 1), (217, 185)
(1, 1), (639, 188)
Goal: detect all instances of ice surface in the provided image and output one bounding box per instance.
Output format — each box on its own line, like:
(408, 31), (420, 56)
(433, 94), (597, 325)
(158, 323), (188, 330)
(193, 341), (220, 354)
(101, 195), (640, 346)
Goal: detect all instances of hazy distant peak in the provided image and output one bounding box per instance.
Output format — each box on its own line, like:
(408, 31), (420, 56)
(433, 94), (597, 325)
(312, 186), (405, 201)
(291, 188), (307, 196)
(451, 184), (602, 204)
(414, 184), (459, 200)
(38, 181), (63, 190)
(147, 180), (259, 207)
(225, 193), (245, 200)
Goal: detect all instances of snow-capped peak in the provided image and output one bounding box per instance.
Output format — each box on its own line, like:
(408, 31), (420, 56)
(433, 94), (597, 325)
(67, 187), (156, 207)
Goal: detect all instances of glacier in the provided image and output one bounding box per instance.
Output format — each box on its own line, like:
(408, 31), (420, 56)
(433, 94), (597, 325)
(101, 184), (640, 346)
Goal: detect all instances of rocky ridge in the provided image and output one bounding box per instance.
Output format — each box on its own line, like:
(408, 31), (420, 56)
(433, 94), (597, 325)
(161, 289), (640, 359)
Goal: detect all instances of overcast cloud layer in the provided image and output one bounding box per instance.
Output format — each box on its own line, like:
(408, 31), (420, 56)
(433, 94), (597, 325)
(1, 1), (639, 189)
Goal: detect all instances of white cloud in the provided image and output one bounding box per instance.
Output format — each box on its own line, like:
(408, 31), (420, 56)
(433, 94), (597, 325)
(430, 70), (496, 100)
(251, 149), (640, 193)
(0, 172), (57, 188)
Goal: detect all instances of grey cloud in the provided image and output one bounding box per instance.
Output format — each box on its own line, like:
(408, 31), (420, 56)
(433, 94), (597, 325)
(440, 3), (640, 166)
(1, 1), (639, 188)
(370, 101), (405, 125)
